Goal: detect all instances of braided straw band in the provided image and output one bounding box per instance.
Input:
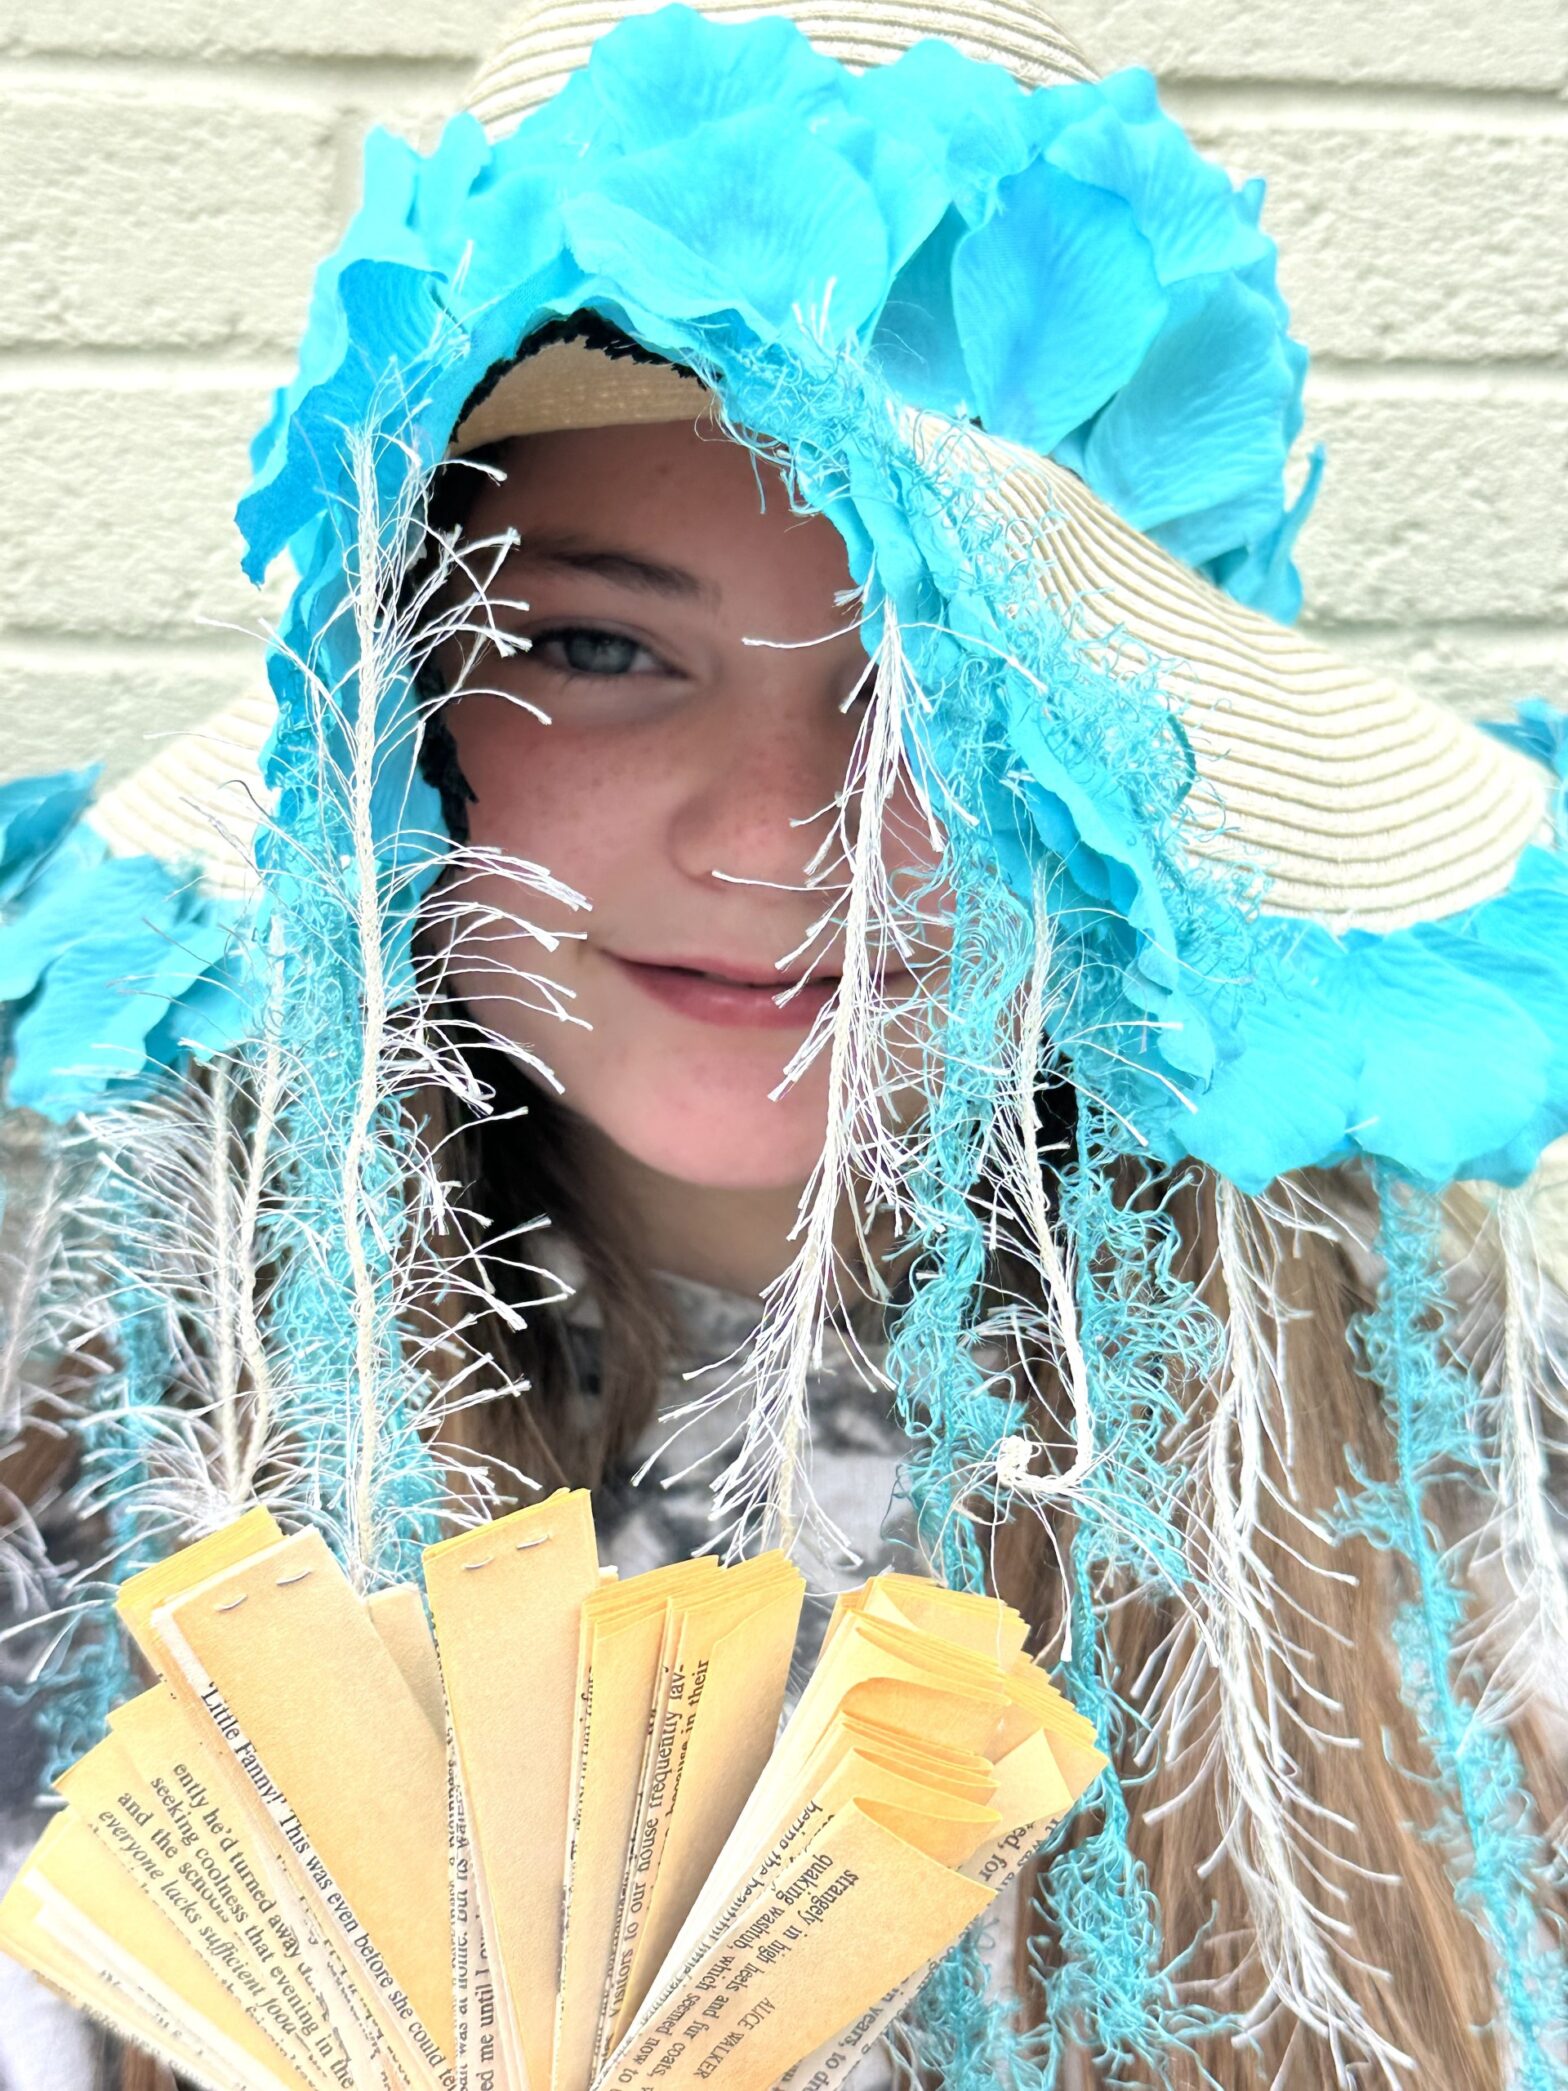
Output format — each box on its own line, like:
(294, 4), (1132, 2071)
(465, 0), (1096, 138)
(912, 417), (1551, 931)
(450, 340), (711, 455)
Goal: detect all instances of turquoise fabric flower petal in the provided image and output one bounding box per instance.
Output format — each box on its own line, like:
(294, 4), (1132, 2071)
(240, 17), (1313, 620)
(1329, 930), (1555, 1185)
(1150, 477), (1296, 577)
(242, 115), (563, 577)
(871, 209), (973, 414)
(406, 112), (494, 253)
(0, 824), (109, 1004)
(806, 107), (953, 278)
(1485, 697), (1568, 775)
(0, 765), (100, 902)
(1044, 71), (1270, 287)
(1447, 849), (1568, 1174)
(142, 952), (251, 1070)
(1205, 444), (1324, 624)
(1081, 275), (1300, 549)
(1146, 833), (1568, 1192)
(850, 36), (1036, 215)
(1167, 960), (1361, 1192)
(564, 111), (891, 339)
(247, 125), (437, 484)
(582, 2), (843, 153)
(953, 160), (1167, 454)
(1483, 699), (1568, 840)
(0, 842), (239, 1116)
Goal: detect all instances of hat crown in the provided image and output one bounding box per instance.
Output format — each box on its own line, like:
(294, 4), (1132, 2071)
(465, 0), (1096, 134)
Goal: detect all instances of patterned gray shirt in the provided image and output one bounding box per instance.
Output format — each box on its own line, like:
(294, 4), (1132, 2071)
(587, 1265), (922, 1694)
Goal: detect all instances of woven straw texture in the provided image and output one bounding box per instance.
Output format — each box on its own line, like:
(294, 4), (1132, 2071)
(465, 0), (1095, 134)
(935, 423), (1550, 929)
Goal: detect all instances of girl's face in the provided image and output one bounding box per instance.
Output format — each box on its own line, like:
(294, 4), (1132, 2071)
(440, 417), (941, 1195)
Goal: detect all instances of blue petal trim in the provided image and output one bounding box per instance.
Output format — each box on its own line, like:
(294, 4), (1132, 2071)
(1153, 833), (1568, 1192)
(0, 778), (244, 1118)
(1483, 696), (1568, 842)
(0, 763), (100, 902)
(239, 9), (1314, 617)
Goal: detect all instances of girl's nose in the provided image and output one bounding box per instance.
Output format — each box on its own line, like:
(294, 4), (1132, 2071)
(666, 665), (862, 898)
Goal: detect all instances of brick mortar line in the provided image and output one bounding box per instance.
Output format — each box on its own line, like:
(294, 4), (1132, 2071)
(0, 631), (269, 665)
(1164, 79), (1568, 133)
(1306, 363), (1568, 403)
(329, 105), (378, 229)
(0, 54), (472, 103)
(2, 52), (1566, 120)
(0, 350), (289, 390)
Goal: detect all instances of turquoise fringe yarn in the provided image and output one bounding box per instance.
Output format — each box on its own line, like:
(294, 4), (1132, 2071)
(876, 490), (1051, 2087)
(1028, 1105), (1224, 2083)
(255, 562), (449, 1587)
(1340, 1169), (1568, 2088)
(883, 822), (1035, 1591)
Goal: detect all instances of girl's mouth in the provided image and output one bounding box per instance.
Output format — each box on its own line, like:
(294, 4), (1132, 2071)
(605, 953), (838, 1030)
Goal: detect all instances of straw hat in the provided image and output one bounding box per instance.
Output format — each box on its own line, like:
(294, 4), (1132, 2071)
(87, 0), (1552, 945)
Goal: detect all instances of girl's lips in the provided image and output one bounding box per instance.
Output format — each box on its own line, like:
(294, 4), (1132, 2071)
(606, 954), (836, 1030)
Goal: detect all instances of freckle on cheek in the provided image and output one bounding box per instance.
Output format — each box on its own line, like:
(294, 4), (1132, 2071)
(466, 736), (658, 885)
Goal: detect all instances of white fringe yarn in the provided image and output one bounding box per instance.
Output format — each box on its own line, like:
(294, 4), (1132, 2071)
(12, 380), (609, 1597)
(0, 1138), (73, 1447)
(1446, 1180), (1568, 1725)
(640, 594), (937, 1563)
(1489, 1187), (1568, 1710)
(247, 403), (603, 1581)
(1201, 1180), (1410, 2082)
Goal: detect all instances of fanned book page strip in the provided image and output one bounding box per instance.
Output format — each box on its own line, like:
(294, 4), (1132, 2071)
(108, 1685), (388, 2091)
(447, 1718), (514, 2091)
(143, 1531), (452, 2086)
(11, 1812), (305, 2091)
(2, 1505), (1104, 2091)
(55, 1731), (335, 2091)
(602, 1557), (804, 2059)
(555, 1561), (718, 2091)
(425, 1490), (601, 2091)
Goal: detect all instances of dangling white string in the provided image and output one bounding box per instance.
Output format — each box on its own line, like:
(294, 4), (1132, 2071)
(643, 593), (927, 1563)
(1201, 1178), (1409, 2082)
(988, 861), (1093, 1507)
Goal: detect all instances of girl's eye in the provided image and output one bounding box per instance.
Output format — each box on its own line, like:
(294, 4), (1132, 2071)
(530, 626), (664, 678)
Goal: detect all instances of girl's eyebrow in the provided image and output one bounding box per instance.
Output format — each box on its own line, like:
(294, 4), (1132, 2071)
(508, 532), (718, 607)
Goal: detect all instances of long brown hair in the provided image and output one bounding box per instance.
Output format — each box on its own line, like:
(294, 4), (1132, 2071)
(997, 1160), (1565, 2088)
(437, 1056), (1564, 2089)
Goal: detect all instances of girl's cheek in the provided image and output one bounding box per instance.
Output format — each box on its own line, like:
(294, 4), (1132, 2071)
(461, 715), (681, 895)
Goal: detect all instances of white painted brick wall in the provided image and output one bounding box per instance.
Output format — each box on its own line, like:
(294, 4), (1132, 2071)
(1, 0), (1564, 787)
